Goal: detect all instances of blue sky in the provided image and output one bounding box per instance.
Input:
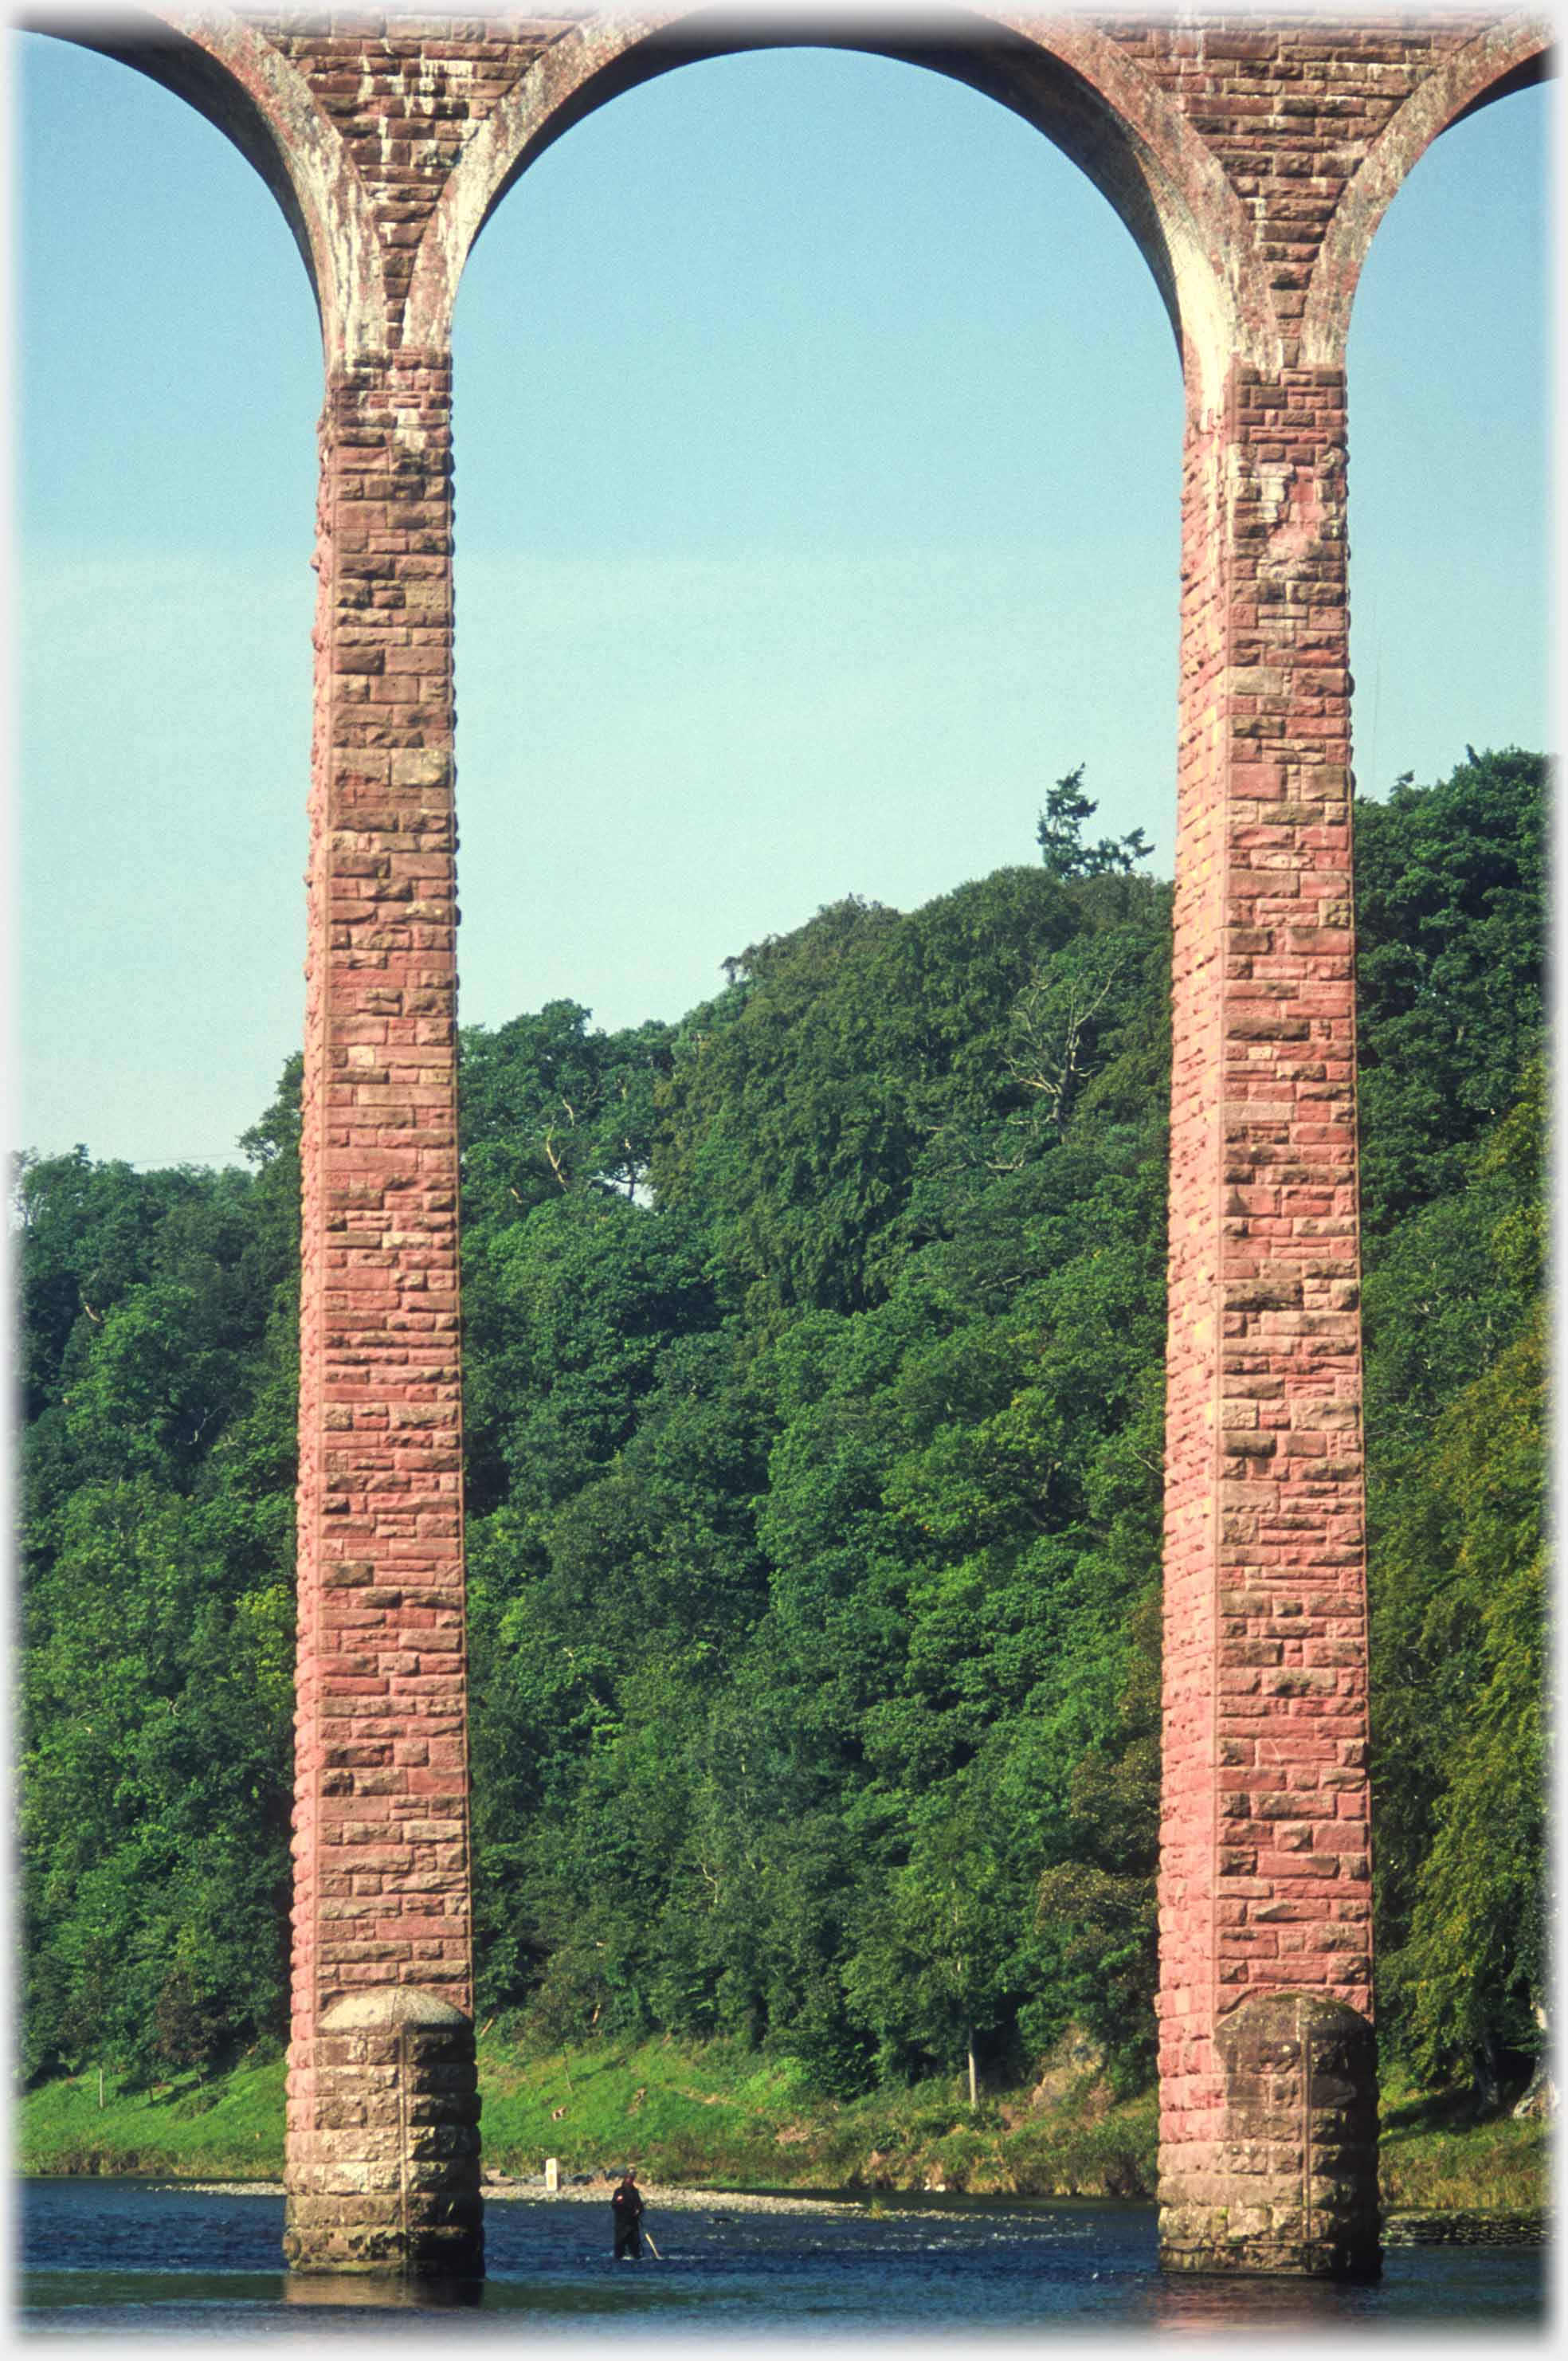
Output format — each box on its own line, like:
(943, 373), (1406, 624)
(12, 22), (1553, 1170)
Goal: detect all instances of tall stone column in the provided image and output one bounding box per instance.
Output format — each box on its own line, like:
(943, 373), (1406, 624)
(284, 346), (483, 2278)
(1158, 362), (1378, 2280)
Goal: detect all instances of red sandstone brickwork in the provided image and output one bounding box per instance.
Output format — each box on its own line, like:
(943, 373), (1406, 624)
(45, 1), (1548, 2276)
(286, 351), (475, 2210)
(1159, 359), (1372, 2236)
(255, 12), (578, 339)
(1159, 390), (1232, 2160)
(1105, 10), (1484, 312)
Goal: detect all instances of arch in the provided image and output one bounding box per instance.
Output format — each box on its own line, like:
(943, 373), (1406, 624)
(448, 49), (1186, 1061)
(403, 2), (1272, 410)
(16, 2), (387, 365)
(1300, 14), (1555, 367)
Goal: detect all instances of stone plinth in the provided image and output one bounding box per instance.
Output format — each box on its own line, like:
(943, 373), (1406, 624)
(1160, 1992), (1380, 2279)
(284, 1988), (483, 2279)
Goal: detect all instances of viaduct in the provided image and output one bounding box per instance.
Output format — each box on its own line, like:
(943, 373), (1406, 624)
(26, 0), (1551, 2287)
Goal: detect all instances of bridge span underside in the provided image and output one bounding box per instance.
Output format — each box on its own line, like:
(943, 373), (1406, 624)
(32, 0), (1552, 2284)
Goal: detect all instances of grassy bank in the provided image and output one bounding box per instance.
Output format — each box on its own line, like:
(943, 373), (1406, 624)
(1376, 2074), (1552, 2214)
(472, 2033), (1158, 2198)
(17, 2033), (1550, 2217)
(18, 2055), (288, 2181)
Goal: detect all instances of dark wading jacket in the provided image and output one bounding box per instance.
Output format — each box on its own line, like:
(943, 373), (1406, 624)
(613, 2183), (644, 2226)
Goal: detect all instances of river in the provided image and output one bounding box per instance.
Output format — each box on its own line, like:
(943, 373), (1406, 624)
(19, 2179), (1546, 2338)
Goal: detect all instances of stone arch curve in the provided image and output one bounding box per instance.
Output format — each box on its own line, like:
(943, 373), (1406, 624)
(403, 2), (1273, 411)
(1300, 14), (1554, 367)
(17, 2), (387, 366)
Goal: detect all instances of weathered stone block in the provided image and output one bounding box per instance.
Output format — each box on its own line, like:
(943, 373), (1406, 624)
(1160, 1993), (1378, 2279)
(285, 1989), (482, 2280)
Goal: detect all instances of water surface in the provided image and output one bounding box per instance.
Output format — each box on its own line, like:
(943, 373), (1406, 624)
(19, 2178), (1547, 2337)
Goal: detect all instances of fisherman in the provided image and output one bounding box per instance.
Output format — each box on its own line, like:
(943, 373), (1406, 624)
(612, 2167), (645, 2260)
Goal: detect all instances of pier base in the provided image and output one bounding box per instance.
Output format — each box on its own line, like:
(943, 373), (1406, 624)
(284, 1988), (484, 2278)
(1159, 1994), (1381, 2280)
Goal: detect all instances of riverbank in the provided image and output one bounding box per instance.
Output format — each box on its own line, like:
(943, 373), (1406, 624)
(17, 2030), (1550, 2217)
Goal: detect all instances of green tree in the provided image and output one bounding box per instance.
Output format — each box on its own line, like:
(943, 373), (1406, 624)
(847, 1799), (1017, 2100)
(459, 1002), (672, 1230)
(1366, 1065), (1547, 2090)
(1036, 765), (1153, 880)
(17, 1069), (301, 2083)
(16, 748), (1548, 2117)
(1354, 747), (1545, 1236)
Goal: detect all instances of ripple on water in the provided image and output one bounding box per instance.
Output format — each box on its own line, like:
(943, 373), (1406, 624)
(20, 2179), (1547, 2336)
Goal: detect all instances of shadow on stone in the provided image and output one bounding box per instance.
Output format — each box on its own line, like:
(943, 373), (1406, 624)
(1160, 1992), (1380, 2280)
(284, 1986), (484, 2280)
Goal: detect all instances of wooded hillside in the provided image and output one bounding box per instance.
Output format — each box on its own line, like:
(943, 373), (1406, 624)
(17, 749), (1547, 2108)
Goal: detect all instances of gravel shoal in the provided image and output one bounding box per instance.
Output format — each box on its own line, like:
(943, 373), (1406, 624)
(165, 2179), (864, 2217)
(488, 2181), (864, 2214)
(159, 2183), (284, 2197)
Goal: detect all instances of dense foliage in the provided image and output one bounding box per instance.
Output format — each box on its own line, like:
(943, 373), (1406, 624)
(17, 1073), (301, 2080)
(15, 751), (1548, 2104)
